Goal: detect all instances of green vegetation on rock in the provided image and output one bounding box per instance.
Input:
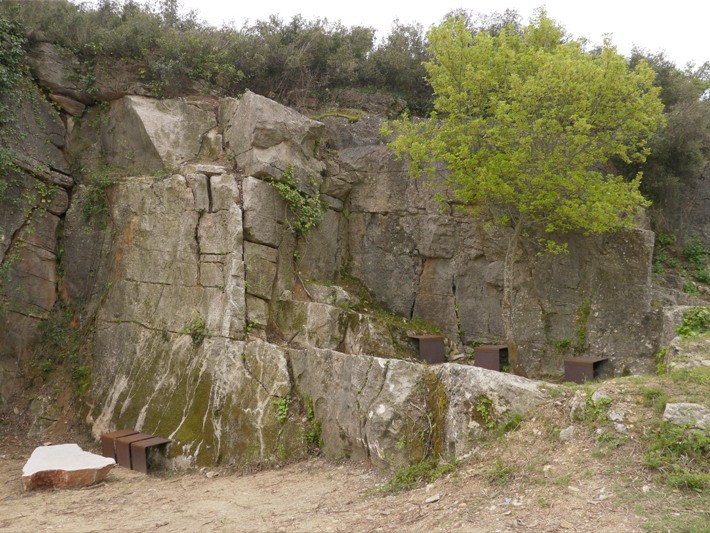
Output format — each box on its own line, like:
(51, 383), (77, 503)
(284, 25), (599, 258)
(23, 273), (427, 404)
(181, 311), (208, 345)
(272, 166), (325, 237)
(677, 307), (710, 337)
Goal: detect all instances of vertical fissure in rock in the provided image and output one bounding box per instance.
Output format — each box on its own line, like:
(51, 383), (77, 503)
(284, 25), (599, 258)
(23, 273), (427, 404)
(206, 174), (213, 213)
(410, 254), (425, 319)
(195, 209), (203, 286)
(452, 275), (462, 344)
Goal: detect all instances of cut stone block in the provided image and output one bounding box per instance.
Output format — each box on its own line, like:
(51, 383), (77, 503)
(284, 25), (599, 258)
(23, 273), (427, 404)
(22, 444), (116, 491)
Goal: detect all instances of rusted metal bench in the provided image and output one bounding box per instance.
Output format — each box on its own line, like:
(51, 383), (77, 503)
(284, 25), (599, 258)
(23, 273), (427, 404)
(564, 356), (609, 383)
(474, 345), (509, 371)
(101, 429), (171, 473)
(408, 335), (446, 364)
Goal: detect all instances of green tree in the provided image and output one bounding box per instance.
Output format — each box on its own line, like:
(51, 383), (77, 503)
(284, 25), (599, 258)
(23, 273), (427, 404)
(387, 12), (665, 374)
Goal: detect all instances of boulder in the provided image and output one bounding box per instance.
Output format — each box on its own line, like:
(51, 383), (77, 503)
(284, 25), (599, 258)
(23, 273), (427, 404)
(663, 403), (710, 431)
(243, 176), (286, 247)
(436, 364), (547, 457)
(48, 93), (86, 116)
(102, 96), (217, 174)
(22, 444), (115, 491)
(274, 301), (346, 350)
(289, 348), (426, 466)
(222, 91), (325, 195)
(27, 42), (93, 104)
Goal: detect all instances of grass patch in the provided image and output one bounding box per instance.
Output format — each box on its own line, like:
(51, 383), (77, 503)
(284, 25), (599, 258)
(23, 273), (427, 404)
(639, 386), (669, 414)
(486, 458), (517, 486)
(381, 458), (457, 494)
(645, 422), (709, 492)
(312, 109), (362, 122)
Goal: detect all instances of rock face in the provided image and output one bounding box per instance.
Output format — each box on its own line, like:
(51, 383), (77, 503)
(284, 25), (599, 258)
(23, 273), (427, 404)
(22, 444), (115, 491)
(101, 96), (218, 174)
(0, 79), (73, 401)
(223, 91), (325, 195)
(0, 83), (688, 470)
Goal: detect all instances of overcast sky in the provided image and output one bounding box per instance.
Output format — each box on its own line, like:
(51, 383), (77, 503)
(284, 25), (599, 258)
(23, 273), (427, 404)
(173, 0), (708, 69)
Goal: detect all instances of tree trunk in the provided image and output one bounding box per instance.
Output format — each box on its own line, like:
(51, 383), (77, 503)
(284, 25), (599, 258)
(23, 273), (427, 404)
(501, 218), (526, 376)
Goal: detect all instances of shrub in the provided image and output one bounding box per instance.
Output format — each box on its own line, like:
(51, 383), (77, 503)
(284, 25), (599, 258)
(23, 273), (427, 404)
(677, 307), (710, 337)
(271, 166), (325, 237)
(181, 312), (207, 345)
(683, 238), (708, 269)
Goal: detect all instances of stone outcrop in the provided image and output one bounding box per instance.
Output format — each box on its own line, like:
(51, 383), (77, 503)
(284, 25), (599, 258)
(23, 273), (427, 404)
(101, 96), (218, 174)
(663, 403), (710, 432)
(22, 444), (115, 491)
(0, 80), (73, 401)
(1, 80), (699, 471)
(222, 91), (325, 195)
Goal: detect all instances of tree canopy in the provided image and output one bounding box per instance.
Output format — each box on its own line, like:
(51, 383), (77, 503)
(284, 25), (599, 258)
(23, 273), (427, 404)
(389, 12), (665, 251)
(387, 12), (666, 373)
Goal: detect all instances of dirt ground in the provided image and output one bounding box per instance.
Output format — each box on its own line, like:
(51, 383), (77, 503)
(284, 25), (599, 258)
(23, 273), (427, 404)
(0, 445), (643, 533)
(0, 421), (665, 532)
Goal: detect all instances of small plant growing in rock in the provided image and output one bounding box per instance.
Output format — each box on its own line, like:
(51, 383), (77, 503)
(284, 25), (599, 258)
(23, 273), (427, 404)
(82, 168), (113, 221)
(181, 312), (207, 345)
(474, 396), (497, 430)
(303, 397), (322, 449)
(273, 397), (290, 424)
(584, 394), (612, 423)
(272, 165), (325, 237)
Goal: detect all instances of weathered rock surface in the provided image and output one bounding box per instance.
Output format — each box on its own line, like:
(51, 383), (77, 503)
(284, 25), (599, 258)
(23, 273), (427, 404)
(290, 349), (549, 466)
(101, 96), (218, 174)
(2, 85), (700, 472)
(223, 91), (325, 195)
(28, 42), (94, 105)
(22, 444), (115, 491)
(0, 78), (72, 402)
(96, 172), (245, 337)
(663, 403), (710, 431)
(332, 114), (661, 375)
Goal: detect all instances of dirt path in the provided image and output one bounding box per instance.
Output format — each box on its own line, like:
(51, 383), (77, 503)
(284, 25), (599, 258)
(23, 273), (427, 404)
(0, 441), (644, 533)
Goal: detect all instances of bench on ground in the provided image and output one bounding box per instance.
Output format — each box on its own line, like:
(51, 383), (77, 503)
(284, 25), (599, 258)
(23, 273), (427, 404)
(564, 356), (609, 383)
(101, 429), (171, 474)
(473, 345), (509, 371)
(408, 335), (446, 364)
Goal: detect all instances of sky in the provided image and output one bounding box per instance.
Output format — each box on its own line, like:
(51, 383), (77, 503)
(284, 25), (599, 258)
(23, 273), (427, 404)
(174, 0), (708, 69)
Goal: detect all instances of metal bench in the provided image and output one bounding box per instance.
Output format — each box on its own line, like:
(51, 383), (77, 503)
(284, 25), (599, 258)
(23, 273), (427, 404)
(101, 429), (171, 473)
(408, 335), (446, 364)
(473, 345), (509, 371)
(564, 356), (609, 383)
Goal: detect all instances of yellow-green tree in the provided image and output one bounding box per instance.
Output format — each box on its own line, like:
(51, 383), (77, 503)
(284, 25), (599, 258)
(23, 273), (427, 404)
(387, 13), (665, 374)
